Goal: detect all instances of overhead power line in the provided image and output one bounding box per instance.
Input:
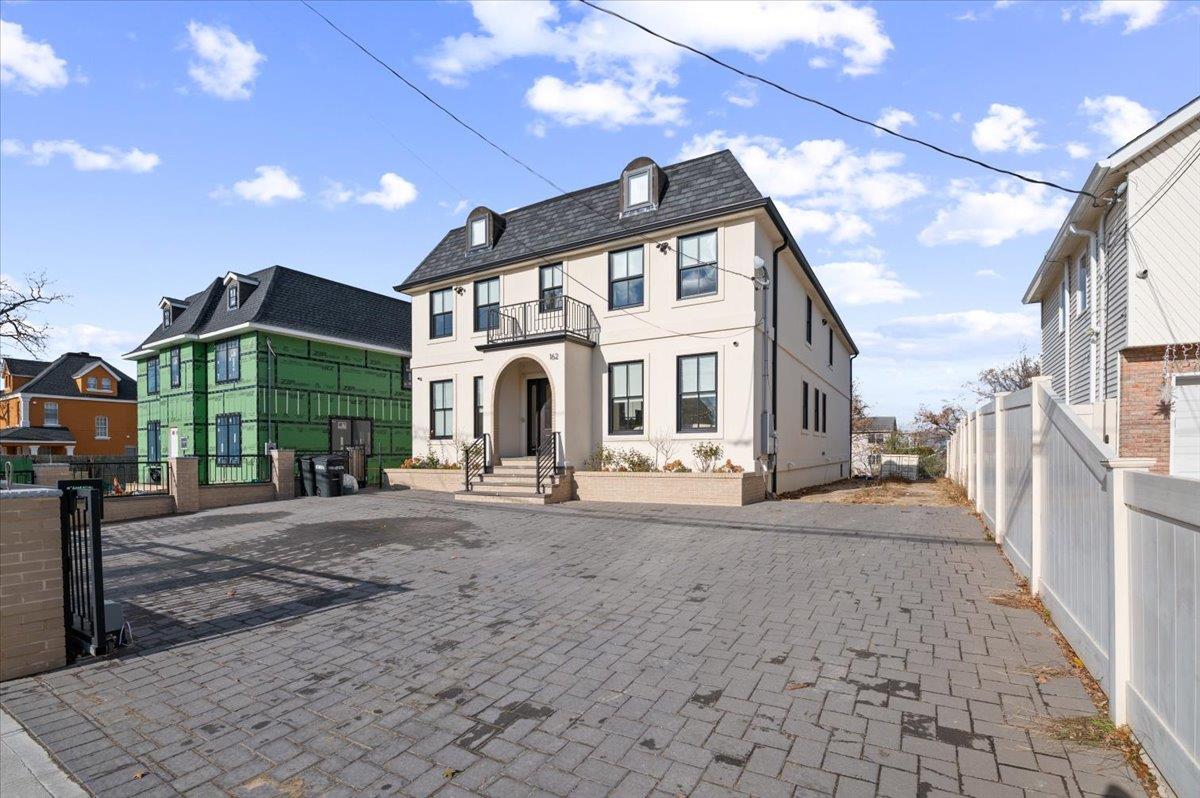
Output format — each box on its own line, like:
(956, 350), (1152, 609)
(577, 0), (1099, 202)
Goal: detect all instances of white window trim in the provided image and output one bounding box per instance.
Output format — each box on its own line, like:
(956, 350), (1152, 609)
(469, 217), (487, 248)
(95, 415), (110, 440)
(626, 168), (652, 209)
(44, 402), (60, 426)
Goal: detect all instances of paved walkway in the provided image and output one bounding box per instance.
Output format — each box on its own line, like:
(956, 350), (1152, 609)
(0, 491), (1147, 797)
(2, 709), (87, 797)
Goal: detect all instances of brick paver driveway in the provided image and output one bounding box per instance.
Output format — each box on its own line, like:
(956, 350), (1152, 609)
(1, 491), (1146, 797)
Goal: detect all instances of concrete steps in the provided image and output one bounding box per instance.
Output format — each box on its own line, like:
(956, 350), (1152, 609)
(454, 458), (573, 505)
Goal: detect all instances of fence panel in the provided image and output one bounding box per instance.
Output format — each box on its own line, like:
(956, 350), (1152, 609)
(1038, 389), (1116, 688)
(978, 403), (997, 529)
(1124, 471), (1199, 797)
(1000, 389), (1034, 577)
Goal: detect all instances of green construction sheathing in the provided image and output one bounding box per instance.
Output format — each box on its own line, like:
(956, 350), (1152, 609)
(137, 331), (411, 480)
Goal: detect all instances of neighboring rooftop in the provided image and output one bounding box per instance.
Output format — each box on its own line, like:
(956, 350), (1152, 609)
(131, 265), (412, 355)
(11, 353), (136, 401)
(1, 357), (51, 377)
(0, 426), (77, 443)
(398, 150), (763, 292)
(856, 416), (898, 434)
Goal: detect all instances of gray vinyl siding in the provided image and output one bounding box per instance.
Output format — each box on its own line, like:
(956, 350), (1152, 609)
(1041, 284), (1066, 399)
(1103, 200), (1128, 399)
(1068, 252), (1092, 404)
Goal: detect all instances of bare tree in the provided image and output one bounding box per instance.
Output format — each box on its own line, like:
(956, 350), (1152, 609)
(647, 428), (677, 469)
(966, 349), (1040, 400)
(0, 272), (68, 356)
(851, 378), (871, 432)
(912, 402), (966, 446)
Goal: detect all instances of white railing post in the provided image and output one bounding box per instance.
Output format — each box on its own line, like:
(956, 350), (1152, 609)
(1029, 377), (1051, 595)
(994, 391), (1011, 545)
(974, 409), (984, 514)
(1104, 457), (1155, 725)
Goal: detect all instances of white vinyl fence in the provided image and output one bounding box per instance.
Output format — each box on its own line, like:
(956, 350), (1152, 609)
(947, 377), (1199, 797)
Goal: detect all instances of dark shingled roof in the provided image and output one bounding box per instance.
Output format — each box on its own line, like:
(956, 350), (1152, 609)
(858, 416), (898, 433)
(0, 426), (77, 443)
(2, 357), (51, 377)
(397, 150), (763, 291)
(15, 353), (136, 401)
(133, 266), (411, 354)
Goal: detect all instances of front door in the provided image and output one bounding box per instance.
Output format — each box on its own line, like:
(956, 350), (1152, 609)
(526, 378), (551, 455)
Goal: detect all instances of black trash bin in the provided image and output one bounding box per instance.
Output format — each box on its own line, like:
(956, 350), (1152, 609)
(312, 454), (346, 497)
(299, 456), (317, 497)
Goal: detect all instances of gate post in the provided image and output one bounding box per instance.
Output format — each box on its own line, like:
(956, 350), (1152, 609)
(271, 450), (295, 500)
(1029, 377), (1051, 595)
(170, 457), (200, 513)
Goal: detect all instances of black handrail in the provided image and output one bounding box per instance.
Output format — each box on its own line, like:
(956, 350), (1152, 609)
(463, 433), (490, 491)
(535, 431), (560, 494)
(488, 296), (599, 346)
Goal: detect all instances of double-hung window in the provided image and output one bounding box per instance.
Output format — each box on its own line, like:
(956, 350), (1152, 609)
(227, 284), (239, 309)
(162, 308), (172, 328)
(87, 376), (97, 390)
(430, 380), (453, 439)
(677, 353), (717, 432)
(95, 415), (109, 439)
(473, 376), (484, 439)
(813, 386), (822, 433)
(539, 265), (563, 312)
(215, 338), (240, 383)
(802, 382), (809, 430)
(609, 247), (644, 310)
(430, 288), (454, 339)
(805, 296), (813, 344)
(215, 413), (242, 465)
(1077, 255), (1089, 316)
(147, 421), (161, 462)
(44, 402), (59, 426)
(147, 356), (159, 394)
(474, 277), (500, 332)
(170, 347), (181, 388)
(822, 391), (828, 433)
(828, 329), (834, 367)
(677, 230), (718, 299)
(609, 361), (644, 434)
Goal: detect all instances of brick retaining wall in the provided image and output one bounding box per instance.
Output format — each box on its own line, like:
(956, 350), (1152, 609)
(0, 489), (66, 681)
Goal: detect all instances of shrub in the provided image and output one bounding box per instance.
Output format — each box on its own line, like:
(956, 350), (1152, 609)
(692, 442), (724, 472)
(583, 445), (619, 471)
(401, 451), (459, 470)
(662, 459), (691, 473)
(619, 449), (655, 472)
(714, 459), (744, 473)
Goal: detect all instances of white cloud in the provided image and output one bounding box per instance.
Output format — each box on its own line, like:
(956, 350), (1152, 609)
(320, 180), (354, 208)
(0, 19), (69, 93)
(725, 81), (757, 108)
(875, 107), (915, 135)
(814, 261), (920, 305)
(1065, 141), (1093, 160)
(680, 131), (927, 243)
(870, 308), (1039, 358)
(212, 165), (303, 205)
(525, 76), (685, 128)
(975, 268), (1000, 278)
(185, 20), (264, 100)
(971, 103), (1044, 153)
(808, 56), (831, 69)
(1, 138), (160, 172)
(356, 172), (418, 211)
(47, 324), (143, 370)
(426, 1), (891, 129)
(1080, 95), (1156, 147)
(1080, 1), (1167, 33)
(919, 178), (1070, 247)
(527, 119), (548, 138)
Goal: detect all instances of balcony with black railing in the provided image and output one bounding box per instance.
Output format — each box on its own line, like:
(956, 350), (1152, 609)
(480, 295), (600, 349)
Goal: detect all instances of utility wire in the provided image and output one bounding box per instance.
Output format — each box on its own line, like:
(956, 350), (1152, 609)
(299, 0), (755, 288)
(577, 0), (1099, 202)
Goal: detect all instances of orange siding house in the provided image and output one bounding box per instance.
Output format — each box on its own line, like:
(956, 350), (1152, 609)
(0, 354), (137, 456)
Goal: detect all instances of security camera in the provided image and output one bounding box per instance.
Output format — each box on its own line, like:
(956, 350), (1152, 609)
(1135, 268), (1149, 279)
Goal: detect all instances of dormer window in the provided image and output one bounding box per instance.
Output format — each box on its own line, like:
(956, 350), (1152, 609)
(87, 376), (97, 390)
(102, 377), (112, 391)
(470, 218), (487, 248)
(619, 156), (665, 217)
(163, 308), (172, 328)
(627, 169), (650, 208)
(228, 284), (239, 309)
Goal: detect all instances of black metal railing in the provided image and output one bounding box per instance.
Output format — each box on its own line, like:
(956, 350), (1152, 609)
(487, 296), (599, 347)
(535, 431), (560, 494)
(463, 434), (491, 491)
(59, 480), (109, 658)
(69, 459), (170, 496)
(199, 454), (272, 486)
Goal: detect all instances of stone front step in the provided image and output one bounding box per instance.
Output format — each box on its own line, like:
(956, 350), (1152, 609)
(453, 490), (550, 505)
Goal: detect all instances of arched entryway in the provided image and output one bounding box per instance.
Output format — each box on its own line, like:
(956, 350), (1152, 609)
(490, 356), (554, 460)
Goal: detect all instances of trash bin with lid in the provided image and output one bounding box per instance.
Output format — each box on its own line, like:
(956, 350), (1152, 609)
(299, 456), (317, 496)
(312, 454), (346, 497)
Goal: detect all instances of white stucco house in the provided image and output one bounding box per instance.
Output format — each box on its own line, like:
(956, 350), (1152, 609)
(1022, 96), (1199, 478)
(397, 151), (857, 498)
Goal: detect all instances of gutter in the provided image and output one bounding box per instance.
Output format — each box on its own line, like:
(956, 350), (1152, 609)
(770, 241), (786, 497)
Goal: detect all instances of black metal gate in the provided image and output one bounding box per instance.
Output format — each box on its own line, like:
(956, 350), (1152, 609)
(59, 479), (109, 658)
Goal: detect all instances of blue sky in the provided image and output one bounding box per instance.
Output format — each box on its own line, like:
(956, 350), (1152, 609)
(2, 0), (1198, 421)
